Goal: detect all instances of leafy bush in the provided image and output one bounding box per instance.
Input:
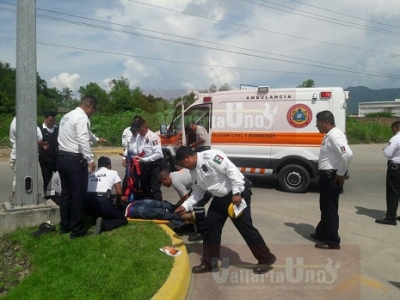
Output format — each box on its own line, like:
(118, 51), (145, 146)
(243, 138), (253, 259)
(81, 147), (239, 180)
(365, 112), (394, 118)
(346, 116), (392, 144)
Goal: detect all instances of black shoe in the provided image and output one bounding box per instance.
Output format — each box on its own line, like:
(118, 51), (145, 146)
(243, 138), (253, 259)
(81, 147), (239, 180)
(188, 232), (204, 242)
(310, 233), (324, 242)
(93, 217), (104, 235)
(375, 218), (397, 225)
(254, 254), (276, 274)
(397, 217), (400, 221)
(314, 242), (341, 250)
(70, 230), (88, 239)
(192, 263), (218, 274)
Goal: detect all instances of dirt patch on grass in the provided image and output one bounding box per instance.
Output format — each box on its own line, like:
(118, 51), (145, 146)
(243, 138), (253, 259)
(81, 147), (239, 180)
(0, 238), (31, 296)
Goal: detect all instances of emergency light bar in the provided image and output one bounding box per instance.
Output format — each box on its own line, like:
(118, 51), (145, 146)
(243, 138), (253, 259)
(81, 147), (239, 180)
(320, 92), (332, 99)
(203, 96), (212, 102)
(258, 86), (269, 93)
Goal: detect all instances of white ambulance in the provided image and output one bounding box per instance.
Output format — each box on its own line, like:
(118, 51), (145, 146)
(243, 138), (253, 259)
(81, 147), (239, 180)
(160, 86), (349, 193)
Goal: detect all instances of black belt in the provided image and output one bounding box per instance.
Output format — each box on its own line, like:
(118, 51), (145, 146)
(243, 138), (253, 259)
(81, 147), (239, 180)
(318, 169), (337, 177)
(58, 150), (82, 158)
(88, 192), (109, 197)
(143, 159), (162, 166)
(387, 161), (400, 170)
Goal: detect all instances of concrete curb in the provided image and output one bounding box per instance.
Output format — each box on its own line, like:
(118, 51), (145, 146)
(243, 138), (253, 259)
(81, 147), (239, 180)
(151, 224), (191, 300)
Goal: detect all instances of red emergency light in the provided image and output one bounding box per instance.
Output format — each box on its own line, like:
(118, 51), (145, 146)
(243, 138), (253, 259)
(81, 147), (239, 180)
(203, 96), (212, 102)
(320, 92), (332, 99)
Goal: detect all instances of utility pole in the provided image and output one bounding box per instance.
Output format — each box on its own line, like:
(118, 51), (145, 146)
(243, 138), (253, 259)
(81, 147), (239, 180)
(7, 0), (40, 208)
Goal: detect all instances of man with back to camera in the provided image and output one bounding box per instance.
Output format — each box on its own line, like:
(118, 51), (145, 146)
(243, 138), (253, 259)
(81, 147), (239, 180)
(311, 110), (353, 250)
(121, 115), (142, 148)
(174, 146), (276, 274)
(85, 156), (128, 234)
(159, 168), (213, 241)
(57, 95), (98, 239)
(376, 121), (400, 225)
(38, 111), (59, 197)
(135, 118), (163, 200)
(188, 121), (211, 152)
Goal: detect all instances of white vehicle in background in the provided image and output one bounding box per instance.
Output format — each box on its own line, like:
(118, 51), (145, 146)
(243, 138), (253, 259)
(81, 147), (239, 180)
(160, 86), (349, 193)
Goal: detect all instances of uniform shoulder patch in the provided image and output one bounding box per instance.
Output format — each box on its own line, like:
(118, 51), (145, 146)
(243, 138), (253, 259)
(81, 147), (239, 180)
(213, 154), (224, 164)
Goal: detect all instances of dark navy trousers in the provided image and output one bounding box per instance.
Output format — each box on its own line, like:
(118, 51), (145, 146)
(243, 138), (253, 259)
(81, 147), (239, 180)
(57, 155), (88, 236)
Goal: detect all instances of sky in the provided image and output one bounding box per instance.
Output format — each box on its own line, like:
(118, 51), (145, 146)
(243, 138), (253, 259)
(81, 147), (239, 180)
(1, 0), (400, 98)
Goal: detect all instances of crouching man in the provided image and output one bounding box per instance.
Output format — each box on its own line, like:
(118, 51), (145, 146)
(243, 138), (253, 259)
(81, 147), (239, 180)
(85, 156), (128, 234)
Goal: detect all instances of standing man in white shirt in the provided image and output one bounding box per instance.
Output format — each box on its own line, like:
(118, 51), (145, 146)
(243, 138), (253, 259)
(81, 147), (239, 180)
(188, 121), (211, 152)
(376, 121), (400, 225)
(9, 116), (44, 203)
(57, 95), (97, 239)
(174, 146), (276, 274)
(311, 110), (353, 250)
(135, 118), (164, 200)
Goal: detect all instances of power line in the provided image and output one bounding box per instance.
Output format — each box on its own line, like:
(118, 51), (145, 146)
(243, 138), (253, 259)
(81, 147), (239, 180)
(243, 0), (400, 36)
(9, 9), (392, 77)
(0, 36), (384, 79)
(288, 0), (400, 30)
(1, 2), (399, 79)
(124, 0), (400, 56)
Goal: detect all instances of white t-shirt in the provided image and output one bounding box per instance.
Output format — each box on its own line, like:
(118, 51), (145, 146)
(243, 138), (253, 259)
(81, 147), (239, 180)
(87, 167), (122, 193)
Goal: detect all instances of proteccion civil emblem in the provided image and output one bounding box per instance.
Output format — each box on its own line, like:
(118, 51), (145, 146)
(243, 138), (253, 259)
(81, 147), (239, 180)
(287, 104), (312, 128)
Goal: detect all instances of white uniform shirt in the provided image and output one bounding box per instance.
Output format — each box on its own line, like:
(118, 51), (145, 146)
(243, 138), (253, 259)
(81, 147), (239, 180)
(10, 117), (43, 160)
(182, 149), (245, 211)
(136, 129), (163, 163)
(121, 126), (132, 148)
(41, 122), (57, 133)
(171, 168), (192, 198)
(383, 131), (400, 163)
(195, 125), (211, 149)
(57, 107), (94, 163)
(87, 167), (122, 193)
(123, 134), (139, 157)
(318, 127), (353, 176)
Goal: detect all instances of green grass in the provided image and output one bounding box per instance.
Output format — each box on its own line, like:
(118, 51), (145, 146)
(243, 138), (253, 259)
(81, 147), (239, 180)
(2, 222), (173, 300)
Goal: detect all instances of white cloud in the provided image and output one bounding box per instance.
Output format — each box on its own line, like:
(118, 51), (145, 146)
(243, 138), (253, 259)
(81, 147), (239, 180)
(49, 73), (80, 92)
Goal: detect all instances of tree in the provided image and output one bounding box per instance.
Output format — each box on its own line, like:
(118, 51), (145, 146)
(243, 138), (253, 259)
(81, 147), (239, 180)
(108, 77), (133, 113)
(297, 79), (315, 88)
(61, 87), (74, 110)
(219, 83), (231, 91)
(78, 82), (109, 114)
(209, 84), (217, 93)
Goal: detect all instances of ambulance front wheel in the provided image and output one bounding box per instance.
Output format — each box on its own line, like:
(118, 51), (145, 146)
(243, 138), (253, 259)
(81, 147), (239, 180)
(278, 164), (310, 193)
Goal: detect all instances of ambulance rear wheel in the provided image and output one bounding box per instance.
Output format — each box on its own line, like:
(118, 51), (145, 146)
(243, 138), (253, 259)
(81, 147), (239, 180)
(278, 164), (310, 193)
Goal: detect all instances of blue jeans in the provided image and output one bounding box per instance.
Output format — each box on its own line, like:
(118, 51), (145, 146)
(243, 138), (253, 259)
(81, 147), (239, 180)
(128, 199), (182, 220)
